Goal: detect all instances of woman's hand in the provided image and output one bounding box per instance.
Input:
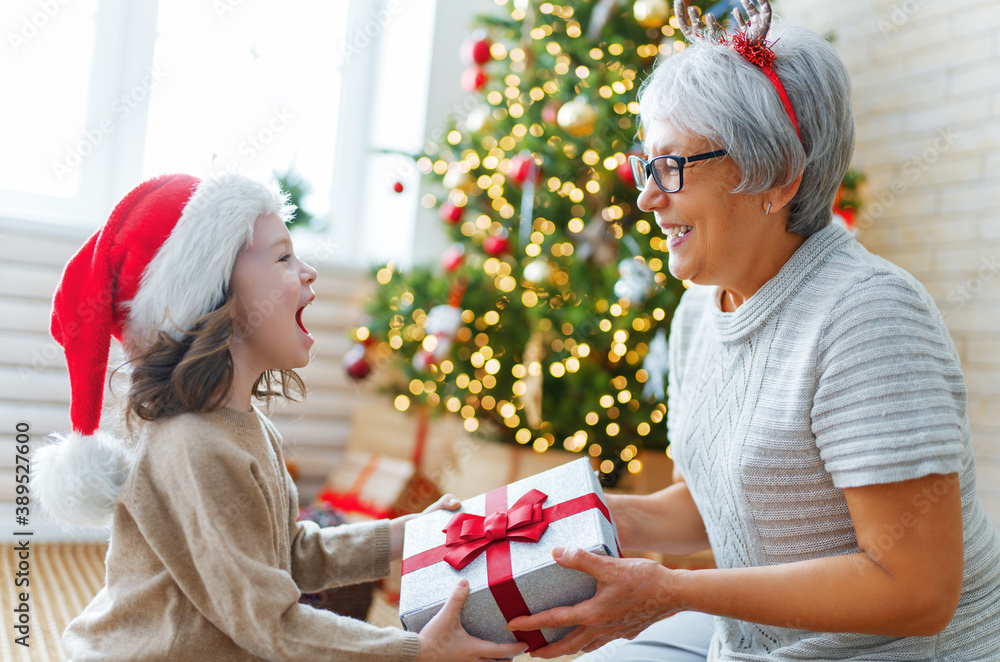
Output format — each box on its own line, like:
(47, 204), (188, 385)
(416, 579), (528, 662)
(506, 547), (682, 658)
(389, 494), (462, 561)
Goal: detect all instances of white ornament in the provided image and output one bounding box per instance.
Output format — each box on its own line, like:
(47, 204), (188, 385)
(642, 329), (670, 401)
(414, 304), (463, 369)
(614, 257), (655, 304)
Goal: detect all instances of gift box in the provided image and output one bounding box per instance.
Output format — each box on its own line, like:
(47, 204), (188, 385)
(319, 451), (440, 520)
(347, 403), (458, 478)
(399, 457), (621, 651)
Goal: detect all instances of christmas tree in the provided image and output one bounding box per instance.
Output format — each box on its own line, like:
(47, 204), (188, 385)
(349, 0), (715, 485)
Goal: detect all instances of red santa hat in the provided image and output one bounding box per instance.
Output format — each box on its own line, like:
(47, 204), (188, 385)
(33, 172), (293, 529)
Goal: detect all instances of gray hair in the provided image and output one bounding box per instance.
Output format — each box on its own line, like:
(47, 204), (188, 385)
(637, 20), (855, 237)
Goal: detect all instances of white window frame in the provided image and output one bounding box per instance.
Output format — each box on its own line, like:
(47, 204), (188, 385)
(0, 0), (159, 226)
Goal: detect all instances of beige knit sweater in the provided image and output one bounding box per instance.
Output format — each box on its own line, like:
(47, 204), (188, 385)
(62, 407), (420, 661)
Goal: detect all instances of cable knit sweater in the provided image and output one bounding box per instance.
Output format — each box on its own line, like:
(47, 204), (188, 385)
(62, 407), (420, 662)
(667, 224), (1000, 661)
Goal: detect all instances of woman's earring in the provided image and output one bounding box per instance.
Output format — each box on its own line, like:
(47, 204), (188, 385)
(765, 202), (772, 215)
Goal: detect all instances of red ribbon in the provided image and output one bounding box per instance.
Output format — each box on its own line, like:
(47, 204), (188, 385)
(443, 489), (549, 569)
(317, 489), (392, 521)
(729, 31), (801, 142)
(402, 487), (620, 652)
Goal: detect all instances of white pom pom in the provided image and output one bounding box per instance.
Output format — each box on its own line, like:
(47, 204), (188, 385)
(32, 431), (134, 530)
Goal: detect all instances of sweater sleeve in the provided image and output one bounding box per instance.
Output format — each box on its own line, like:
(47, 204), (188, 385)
(131, 419), (420, 662)
(811, 273), (967, 488)
(288, 496), (393, 592)
(263, 413), (394, 593)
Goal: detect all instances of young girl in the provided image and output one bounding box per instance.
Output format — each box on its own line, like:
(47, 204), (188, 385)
(33, 173), (527, 661)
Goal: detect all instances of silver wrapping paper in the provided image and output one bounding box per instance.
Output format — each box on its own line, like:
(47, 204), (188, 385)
(399, 457), (621, 647)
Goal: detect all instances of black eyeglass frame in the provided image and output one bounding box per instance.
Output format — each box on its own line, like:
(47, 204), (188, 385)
(629, 149), (729, 193)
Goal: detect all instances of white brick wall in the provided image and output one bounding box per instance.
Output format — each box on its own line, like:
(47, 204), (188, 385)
(778, 0), (1000, 526)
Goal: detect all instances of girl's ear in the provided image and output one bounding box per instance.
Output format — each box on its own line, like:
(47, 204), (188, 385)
(229, 295), (249, 340)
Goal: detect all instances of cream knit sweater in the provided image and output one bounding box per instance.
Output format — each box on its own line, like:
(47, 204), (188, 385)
(668, 224), (1000, 661)
(62, 407), (420, 661)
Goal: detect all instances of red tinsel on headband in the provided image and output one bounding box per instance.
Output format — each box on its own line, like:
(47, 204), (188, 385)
(730, 30), (774, 68)
(727, 31), (801, 141)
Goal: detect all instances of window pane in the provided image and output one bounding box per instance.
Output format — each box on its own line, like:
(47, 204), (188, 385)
(143, 0), (349, 223)
(0, 0), (98, 197)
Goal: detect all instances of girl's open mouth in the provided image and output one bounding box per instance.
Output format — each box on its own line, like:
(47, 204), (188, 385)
(295, 306), (311, 336)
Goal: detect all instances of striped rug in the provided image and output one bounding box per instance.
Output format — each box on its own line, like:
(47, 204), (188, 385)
(1, 543), (107, 662)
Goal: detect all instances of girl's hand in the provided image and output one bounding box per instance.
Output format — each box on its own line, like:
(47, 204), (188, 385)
(423, 493), (462, 514)
(389, 494), (462, 560)
(417, 579), (528, 662)
(506, 547), (681, 658)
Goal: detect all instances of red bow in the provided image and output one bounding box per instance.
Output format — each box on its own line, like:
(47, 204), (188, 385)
(442, 489), (549, 569)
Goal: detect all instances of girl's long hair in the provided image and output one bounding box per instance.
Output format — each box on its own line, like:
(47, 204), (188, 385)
(119, 292), (304, 435)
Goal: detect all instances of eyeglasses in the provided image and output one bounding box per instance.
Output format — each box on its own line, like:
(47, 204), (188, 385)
(628, 150), (728, 193)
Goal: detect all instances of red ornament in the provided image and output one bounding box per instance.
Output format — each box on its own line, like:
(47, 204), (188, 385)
(461, 36), (492, 65)
(509, 153), (540, 186)
(618, 154), (639, 186)
(461, 66), (487, 92)
(541, 100), (562, 125)
(392, 181), (404, 193)
(343, 343), (372, 380)
(440, 202), (464, 224)
(441, 243), (466, 272)
(483, 232), (510, 256)
(835, 206), (856, 229)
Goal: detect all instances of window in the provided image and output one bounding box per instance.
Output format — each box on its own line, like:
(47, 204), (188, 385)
(143, 0), (349, 223)
(1, 0), (100, 211)
(0, 0), (348, 227)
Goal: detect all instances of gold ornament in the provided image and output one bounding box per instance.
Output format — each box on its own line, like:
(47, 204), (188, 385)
(557, 96), (598, 137)
(576, 216), (619, 267)
(464, 104), (495, 133)
(633, 0), (670, 28)
(522, 258), (552, 284)
(443, 169), (475, 193)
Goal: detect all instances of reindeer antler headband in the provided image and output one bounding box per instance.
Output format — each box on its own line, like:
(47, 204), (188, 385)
(674, 0), (801, 142)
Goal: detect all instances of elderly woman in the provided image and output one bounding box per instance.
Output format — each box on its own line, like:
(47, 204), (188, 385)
(509, 2), (1000, 660)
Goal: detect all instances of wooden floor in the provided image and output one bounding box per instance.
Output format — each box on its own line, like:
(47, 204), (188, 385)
(1, 542), (579, 661)
(1, 542), (108, 662)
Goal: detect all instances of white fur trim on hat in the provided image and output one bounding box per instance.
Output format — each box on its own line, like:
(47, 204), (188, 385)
(32, 431), (135, 530)
(124, 172), (294, 352)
